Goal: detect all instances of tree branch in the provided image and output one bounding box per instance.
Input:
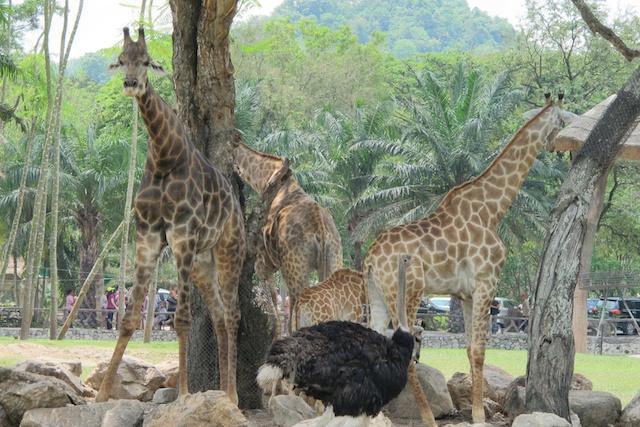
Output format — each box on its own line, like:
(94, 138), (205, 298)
(571, 0), (640, 61)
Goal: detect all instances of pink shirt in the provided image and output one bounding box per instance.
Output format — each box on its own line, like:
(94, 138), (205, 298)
(65, 294), (75, 310)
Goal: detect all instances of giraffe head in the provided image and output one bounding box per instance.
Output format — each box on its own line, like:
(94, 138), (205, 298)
(109, 28), (165, 97)
(231, 139), (290, 194)
(523, 93), (577, 149)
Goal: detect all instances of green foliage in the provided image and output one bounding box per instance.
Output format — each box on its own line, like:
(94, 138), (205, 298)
(274, 0), (516, 57)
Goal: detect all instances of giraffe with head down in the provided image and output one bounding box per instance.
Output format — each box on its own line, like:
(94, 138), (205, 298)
(364, 94), (575, 426)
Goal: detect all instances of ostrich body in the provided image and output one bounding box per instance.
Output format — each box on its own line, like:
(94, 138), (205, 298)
(257, 320), (414, 417)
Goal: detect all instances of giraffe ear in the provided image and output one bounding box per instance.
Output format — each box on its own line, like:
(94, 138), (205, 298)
(148, 60), (166, 76)
(263, 158), (290, 195)
(108, 59), (123, 73)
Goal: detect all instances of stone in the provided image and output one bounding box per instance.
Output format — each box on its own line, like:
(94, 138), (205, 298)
(14, 360), (94, 397)
(385, 363), (454, 419)
(0, 367), (84, 427)
(512, 412), (571, 427)
(269, 395), (316, 427)
(441, 423), (494, 427)
(85, 356), (165, 402)
(156, 361), (178, 389)
(293, 408), (392, 427)
(152, 388), (178, 404)
(503, 377), (527, 418)
(571, 411), (582, 427)
(447, 364), (514, 411)
(570, 373), (593, 391)
(143, 390), (247, 427)
(569, 390), (621, 427)
(19, 400), (151, 427)
(621, 391), (640, 427)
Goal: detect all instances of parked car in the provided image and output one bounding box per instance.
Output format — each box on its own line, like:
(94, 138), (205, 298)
(590, 297), (640, 335)
(416, 296), (451, 330)
(493, 297), (518, 331)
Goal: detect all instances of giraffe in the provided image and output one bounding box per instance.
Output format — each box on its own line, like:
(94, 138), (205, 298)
(293, 268), (365, 329)
(95, 28), (245, 404)
(231, 140), (343, 334)
(363, 94), (574, 425)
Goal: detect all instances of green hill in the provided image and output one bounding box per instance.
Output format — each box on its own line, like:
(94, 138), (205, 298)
(274, 0), (516, 57)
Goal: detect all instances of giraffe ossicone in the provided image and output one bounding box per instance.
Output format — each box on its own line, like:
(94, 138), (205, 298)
(364, 94), (575, 426)
(96, 27), (246, 406)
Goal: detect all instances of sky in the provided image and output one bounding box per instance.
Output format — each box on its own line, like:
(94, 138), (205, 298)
(18, 0), (639, 60)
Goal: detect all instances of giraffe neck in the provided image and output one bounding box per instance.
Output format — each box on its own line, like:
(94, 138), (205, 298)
(233, 142), (286, 193)
(136, 83), (188, 174)
(441, 105), (554, 229)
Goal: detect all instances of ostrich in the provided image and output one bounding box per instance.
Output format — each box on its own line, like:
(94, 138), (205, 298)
(257, 255), (418, 426)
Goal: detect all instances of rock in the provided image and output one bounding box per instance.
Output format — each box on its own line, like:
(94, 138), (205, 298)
(483, 397), (502, 418)
(85, 356), (165, 402)
(269, 395), (316, 427)
(441, 423), (494, 427)
(156, 361), (178, 389)
(447, 364), (514, 411)
(570, 373), (592, 391)
(571, 411), (582, 427)
(14, 360), (94, 397)
(503, 377), (527, 418)
(385, 363), (454, 419)
(293, 408), (392, 427)
(569, 390), (621, 427)
(621, 391), (640, 427)
(0, 367), (84, 427)
(20, 400), (151, 427)
(143, 390), (247, 427)
(152, 388), (178, 404)
(512, 412), (571, 427)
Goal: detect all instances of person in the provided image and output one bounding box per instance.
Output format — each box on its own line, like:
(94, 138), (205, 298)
(490, 299), (500, 334)
(153, 301), (170, 330)
(105, 288), (117, 330)
(64, 289), (76, 320)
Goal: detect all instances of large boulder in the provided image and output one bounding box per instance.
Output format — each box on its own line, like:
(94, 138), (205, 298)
(512, 412), (571, 427)
(152, 388), (178, 404)
(20, 400), (151, 427)
(0, 367), (84, 427)
(570, 373), (593, 391)
(385, 363), (454, 419)
(447, 364), (514, 410)
(85, 356), (165, 402)
(143, 390), (247, 427)
(569, 390), (621, 427)
(269, 395), (316, 427)
(621, 391), (640, 427)
(503, 376), (527, 418)
(13, 360), (94, 397)
(155, 361), (178, 389)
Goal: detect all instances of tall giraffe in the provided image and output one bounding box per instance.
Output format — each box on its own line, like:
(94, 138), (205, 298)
(231, 140), (343, 333)
(96, 28), (245, 404)
(364, 94), (574, 425)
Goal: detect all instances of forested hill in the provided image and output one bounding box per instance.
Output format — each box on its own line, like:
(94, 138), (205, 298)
(274, 0), (516, 57)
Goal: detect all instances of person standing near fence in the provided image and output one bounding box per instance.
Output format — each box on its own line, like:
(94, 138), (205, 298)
(64, 290), (76, 321)
(490, 299), (500, 334)
(105, 288), (117, 330)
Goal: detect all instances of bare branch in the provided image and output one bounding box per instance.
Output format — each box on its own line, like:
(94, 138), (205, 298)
(571, 0), (640, 61)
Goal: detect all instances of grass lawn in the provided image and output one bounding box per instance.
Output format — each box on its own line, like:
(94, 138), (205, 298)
(422, 347), (640, 406)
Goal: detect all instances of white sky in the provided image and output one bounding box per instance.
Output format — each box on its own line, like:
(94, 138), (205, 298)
(17, 0), (639, 60)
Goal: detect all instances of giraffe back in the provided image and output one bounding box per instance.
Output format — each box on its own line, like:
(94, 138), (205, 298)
(294, 269), (365, 329)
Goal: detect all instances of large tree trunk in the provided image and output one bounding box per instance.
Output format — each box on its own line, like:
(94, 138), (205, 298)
(525, 66), (640, 418)
(170, 0), (272, 408)
(76, 205), (102, 328)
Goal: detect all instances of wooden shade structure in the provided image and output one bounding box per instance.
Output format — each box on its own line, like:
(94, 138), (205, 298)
(552, 94), (640, 160)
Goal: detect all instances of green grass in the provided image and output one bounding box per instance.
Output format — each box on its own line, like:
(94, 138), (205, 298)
(422, 348), (640, 406)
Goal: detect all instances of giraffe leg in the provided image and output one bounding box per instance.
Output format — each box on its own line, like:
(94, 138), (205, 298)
(213, 222), (244, 405)
(96, 232), (163, 402)
(173, 242), (196, 397)
(408, 362), (437, 427)
(469, 291), (492, 423)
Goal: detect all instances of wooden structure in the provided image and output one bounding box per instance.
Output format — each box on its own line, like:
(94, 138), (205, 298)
(551, 94), (640, 352)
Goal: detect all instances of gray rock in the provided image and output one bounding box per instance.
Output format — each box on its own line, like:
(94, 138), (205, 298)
(571, 411), (582, 427)
(569, 390), (621, 427)
(152, 388), (178, 404)
(85, 356), (165, 402)
(503, 379), (526, 418)
(14, 360), (94, 397)
(0, 367), (84, 427)
(620, 390), (640, 427)
(143, 390), (247, 427)
(269, 395), (316, 427)
(447, 364), (514, 411)
(155, 361), (178, 389)
(512, 412), (571, 427)
(19, 400), (151, 427)
(385, 363), (454, 419)
(570, 373), (592, 391)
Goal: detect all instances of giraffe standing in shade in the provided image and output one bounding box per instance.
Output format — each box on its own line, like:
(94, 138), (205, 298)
(96, 28), (245, 404)
(293, 268), (365, 329)
(231, 140), (343, 334)
(364, 94), (575, 425)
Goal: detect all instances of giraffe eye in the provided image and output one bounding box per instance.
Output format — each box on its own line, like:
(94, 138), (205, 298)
(143, 60), (150, 67)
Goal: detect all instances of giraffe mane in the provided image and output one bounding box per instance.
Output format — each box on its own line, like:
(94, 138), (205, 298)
(438, 103), (554, 209)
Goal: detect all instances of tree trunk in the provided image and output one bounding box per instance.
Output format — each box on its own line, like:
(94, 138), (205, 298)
(448, 296), (465, 333)
(171, 0), (272, 408)
(525, 66), (640, 419)
(76, 205), (101, 328)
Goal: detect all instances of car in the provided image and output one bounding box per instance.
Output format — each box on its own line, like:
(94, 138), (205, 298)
(416, 296), (451, 330)
(493, 297), (518, 330)
(590, 297), (640, 335)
